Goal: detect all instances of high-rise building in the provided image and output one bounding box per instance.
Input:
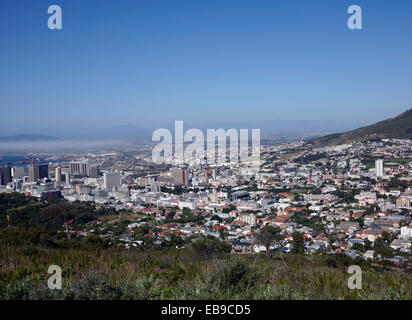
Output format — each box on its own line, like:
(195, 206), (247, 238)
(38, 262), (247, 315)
(171, 168), (189, 186)
(70, 161), (98, 177)
(11, 166), (25, 179)
(375, 159), (383, 177)
(64, 172), (70, 185)
(94, 189), (107, 198)
(151, 182), (161, 193)
(28, 164), (48, 182)
(89, 165), (99, 178)
(70, 162), (81, 174)
(210, 188), (217, 203)
(55, 167), (62, 182)
(39, 165), (49, 179)
(103, 171), (120, 191)
(81, 162), (88, 175)
(0, 166), (12, 185)
(28, 164), (39, 182)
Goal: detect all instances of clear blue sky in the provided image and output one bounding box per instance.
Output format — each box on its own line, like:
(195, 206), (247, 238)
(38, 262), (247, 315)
(0, 0), (411, 135)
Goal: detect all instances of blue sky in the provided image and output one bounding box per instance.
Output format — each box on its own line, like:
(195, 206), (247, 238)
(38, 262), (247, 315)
(0, 0), (411, 136)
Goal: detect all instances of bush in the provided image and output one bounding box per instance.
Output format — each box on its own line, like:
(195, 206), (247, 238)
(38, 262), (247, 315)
(205, 257), (263, 295)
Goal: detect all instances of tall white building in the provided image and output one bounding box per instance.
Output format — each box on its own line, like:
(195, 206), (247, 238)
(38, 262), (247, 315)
(400, 225), (412, 239)
(103, 171), (120, 192)
(151, 182), (161, 193)
(11, 166), (25, 179)
(70, 160), (98, 178)
(55, 167), (62, 182)
(375, 159), (383, 177)
(239, 213), (256, 225)
(64, 172), (70, 186)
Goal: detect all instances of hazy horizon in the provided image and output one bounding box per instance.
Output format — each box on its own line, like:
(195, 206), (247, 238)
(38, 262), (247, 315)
(0, 118), (369, 140)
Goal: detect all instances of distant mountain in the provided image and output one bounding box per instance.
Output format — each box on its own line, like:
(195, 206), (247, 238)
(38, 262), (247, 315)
(312, 108), (412, 146)
(0, 134), (60, 142)
(86, 125), (153, 141)
(181, 119), (364, 135)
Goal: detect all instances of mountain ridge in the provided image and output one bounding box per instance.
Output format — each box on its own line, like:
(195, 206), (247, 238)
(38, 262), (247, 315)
(311, 108), (412, 146)
(0, 134), (60, 142)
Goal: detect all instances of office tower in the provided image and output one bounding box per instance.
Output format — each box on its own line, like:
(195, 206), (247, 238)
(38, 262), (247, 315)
(55, 167), (62, 182)
(81, 162), (88, 175)
(12, 180), (22, 190)
(183, 169), (189, 186)
(70, 161), (89, 175)
(70, 161), (86, 175)
(94, 189), (107, 198)
(28, 164), (39, 182)
(64, 172), (70, 185)
(70, 162), (81, 174)
(39, 164), (49, 179)
(89, 165), (99, 178)
(210, 188), (217, 202)
(0, 166), (12, 185)
(171, 168), (189, 186)
(212, 168), (217, 180)
(375, 159), (383, 177)
(171, 168), (180, 185)
(103, 171), (120, 191)
(11, 166), (25, 179)
(70, 161), (98, 177)
(151, 182), (161, 193)
(29, 164), (48, 182)
(117, 185), (130, 201)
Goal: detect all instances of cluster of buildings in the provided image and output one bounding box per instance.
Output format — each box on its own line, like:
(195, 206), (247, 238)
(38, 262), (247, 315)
(1, 138), (411, 268)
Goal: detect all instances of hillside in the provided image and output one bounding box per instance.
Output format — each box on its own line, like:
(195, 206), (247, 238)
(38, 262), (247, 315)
(0, 192), (410, 300)
(312, 108), (412, 146)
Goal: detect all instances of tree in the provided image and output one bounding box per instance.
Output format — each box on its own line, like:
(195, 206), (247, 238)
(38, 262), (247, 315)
(188, 236), (231, 261)
(364, 238), (372, 250)
(211, 215), (223, 223)
(381, 231), (392, 243)
(218, 228), (227, 240)
(256, 226), (283, 258)
(43, 202), (93, 239)
(374, 247), (394, 259)
(374, 238), (385, 249)
(133, 224), (150, 240)
(291, 231), (305, 254)
(168, 234), (184, 247)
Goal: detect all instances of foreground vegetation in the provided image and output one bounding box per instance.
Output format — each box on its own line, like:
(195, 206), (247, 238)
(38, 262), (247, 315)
(0, 193), (411, 300)
(1, 234), (411, 300)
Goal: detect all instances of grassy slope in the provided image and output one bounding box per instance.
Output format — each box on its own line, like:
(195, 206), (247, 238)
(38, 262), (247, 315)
(0, 232), (411, 300)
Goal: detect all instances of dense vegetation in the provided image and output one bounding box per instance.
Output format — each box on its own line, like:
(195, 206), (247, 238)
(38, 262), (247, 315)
(0, 193), (411, 300)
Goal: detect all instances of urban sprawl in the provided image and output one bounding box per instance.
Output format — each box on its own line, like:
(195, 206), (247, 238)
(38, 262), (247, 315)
(1, 138), (411, 269)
